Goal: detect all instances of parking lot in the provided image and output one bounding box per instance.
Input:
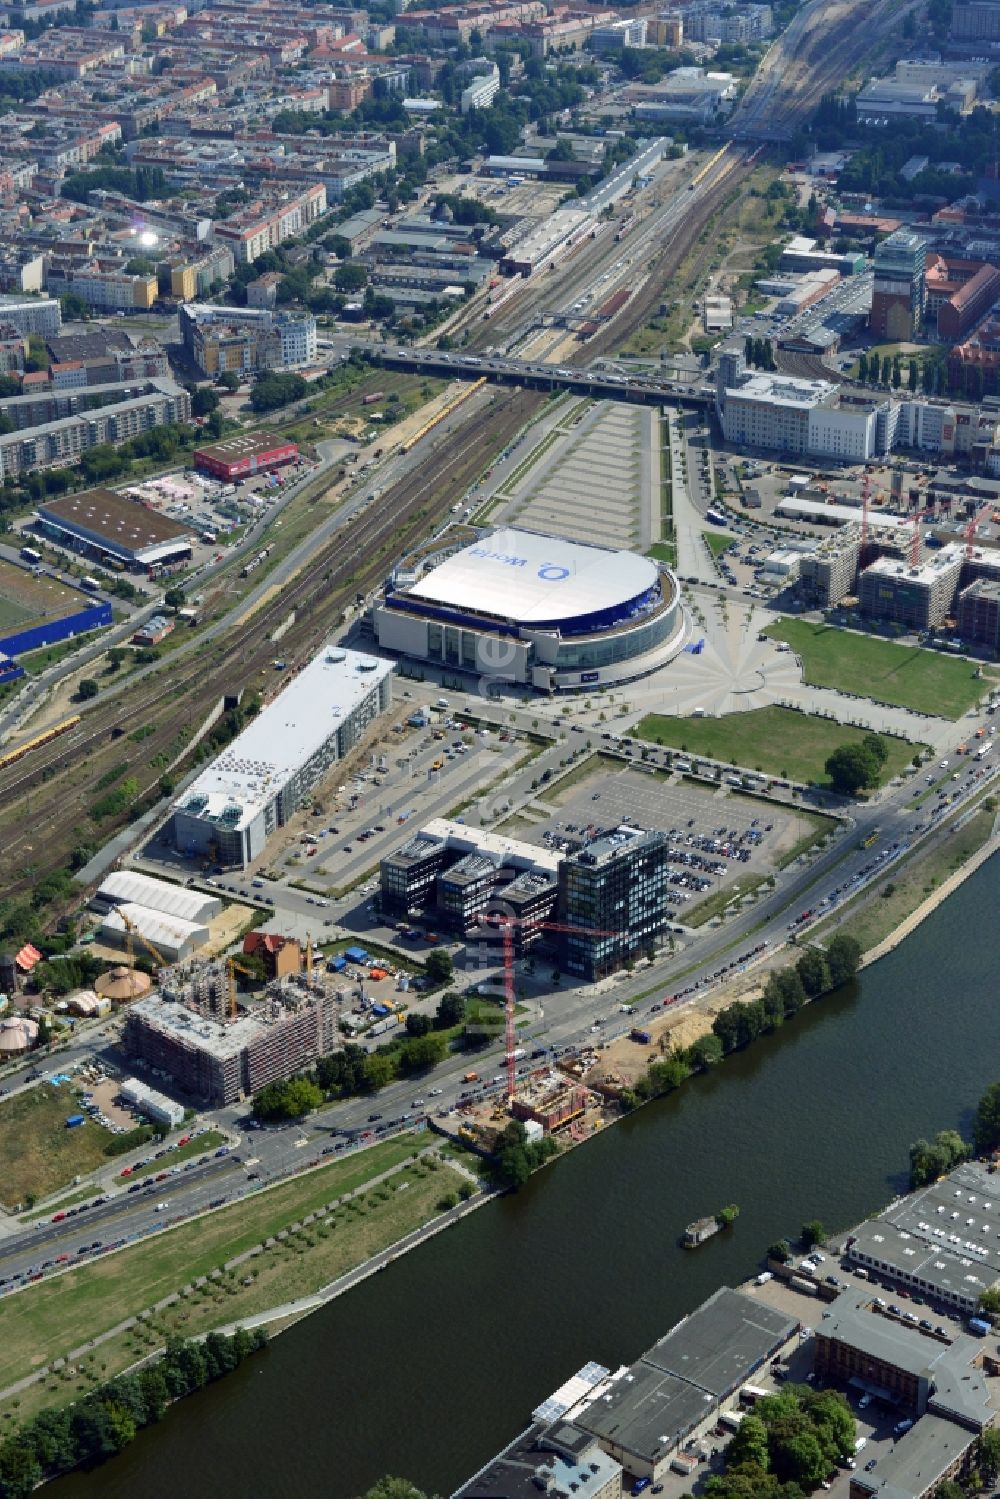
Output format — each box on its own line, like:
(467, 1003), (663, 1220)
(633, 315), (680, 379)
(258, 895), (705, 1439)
(504, 759), (816, 913)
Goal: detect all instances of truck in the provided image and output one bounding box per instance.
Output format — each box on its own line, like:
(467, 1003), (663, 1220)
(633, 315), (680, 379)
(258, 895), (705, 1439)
(969, 1316), (992, 1336)
(629, 1028), (652, 1044)
(369, 1016), (398, 1037)
(81, 576), (101, 592)
(65, 1114), (85, 1128)
(19, 545), (41, 565)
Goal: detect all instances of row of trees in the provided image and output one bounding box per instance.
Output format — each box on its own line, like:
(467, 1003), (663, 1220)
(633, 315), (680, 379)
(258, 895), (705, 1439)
(857, 352), (919, 392)
(621, 936), (862, 1111)
(0, 1331), (268, 1498)
(743, 336), (776, 371)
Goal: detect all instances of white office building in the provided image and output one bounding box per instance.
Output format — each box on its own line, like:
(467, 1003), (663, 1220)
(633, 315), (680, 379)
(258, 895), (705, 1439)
(170, 646), (394, 867)
(720, 371), (880, 461)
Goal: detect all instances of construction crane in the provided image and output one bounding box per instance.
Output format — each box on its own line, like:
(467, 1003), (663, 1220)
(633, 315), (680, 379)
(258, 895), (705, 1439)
(965, 500), (995, 559)
(860, 470), (872, 548)
(476, 913), (632, 1100)
(119, 909), (169, 980)
(910, 506), (935, 567)
(225, 956), (260, 1020)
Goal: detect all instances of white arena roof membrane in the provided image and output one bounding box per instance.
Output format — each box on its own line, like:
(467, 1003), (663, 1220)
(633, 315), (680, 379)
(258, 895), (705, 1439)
(407, 529), (660, 627)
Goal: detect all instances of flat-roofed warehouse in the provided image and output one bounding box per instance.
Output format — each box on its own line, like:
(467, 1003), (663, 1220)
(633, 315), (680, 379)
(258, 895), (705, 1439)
(193, 431), (299, 481)
(573, 1289), (797, 1480)
(170, 645), (394, 868)
(36, 487), (196, 570)
(374, 527), (685, 691)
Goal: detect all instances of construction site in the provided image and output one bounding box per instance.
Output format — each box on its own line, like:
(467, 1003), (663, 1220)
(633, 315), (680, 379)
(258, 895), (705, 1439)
(121, 951), (343, 1106)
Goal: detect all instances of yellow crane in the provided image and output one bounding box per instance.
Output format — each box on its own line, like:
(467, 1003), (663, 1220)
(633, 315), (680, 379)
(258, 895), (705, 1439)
(118, 908), (169, 979)
(226, 956), (260, 1020)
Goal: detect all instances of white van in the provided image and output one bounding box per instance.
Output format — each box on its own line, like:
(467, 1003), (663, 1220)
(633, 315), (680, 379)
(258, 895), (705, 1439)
(854, 1438), (867, 1454)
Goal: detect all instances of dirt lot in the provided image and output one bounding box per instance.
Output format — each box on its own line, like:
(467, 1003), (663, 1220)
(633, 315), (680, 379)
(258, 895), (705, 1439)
(584, 969), (768, 1090)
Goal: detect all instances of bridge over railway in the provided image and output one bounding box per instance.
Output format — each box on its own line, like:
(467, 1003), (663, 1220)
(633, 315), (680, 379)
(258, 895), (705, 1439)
(365, 346), (714, 412)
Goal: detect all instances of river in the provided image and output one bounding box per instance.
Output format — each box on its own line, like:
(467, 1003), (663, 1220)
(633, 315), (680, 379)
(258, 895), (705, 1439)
(50, 854), (1000, 1499)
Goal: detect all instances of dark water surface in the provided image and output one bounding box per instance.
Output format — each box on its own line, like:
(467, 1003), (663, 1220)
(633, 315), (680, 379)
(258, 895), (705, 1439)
(50, 856), (999, 1499)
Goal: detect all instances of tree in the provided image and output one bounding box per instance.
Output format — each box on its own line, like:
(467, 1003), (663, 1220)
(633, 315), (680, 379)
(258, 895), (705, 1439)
(77, 678), (99, 700)
(977, 1427), (1000, 1484)
(434, 990), (465, 1028)
(858, 352), (869, 383)
(217, 370), (241, 391)
(687, 1033), (724, 1069)
(335, 262), (368, 292)
(881, 355), (892, 386)
(727, 1412), (770, 1471)
(863, 732), (888, 767)
(362, 1051), (398, 1091)
(397, 1032), (446, 1074)
(767, 1238), (791, 1263)
(934, 1484), (964, 1499)
(357, 1480), (429, 1499)
(908, 358), (918, 392)
(824, 741), (882, 794)
(424, 948), (453, 986)
(191, 386), (220, 418)
(973, 1081), (1000, 1154)
(773, 1428), (827, 1489)
(251, 1076), (322, 1120)
(801, 1219), (826, 1248)
(493, 1119), (533, 1189)
(826, 934), (862, 988)
(163, 586), (185, 611)
(0, 1437), (43, 1499)
(405, 1011), (430, 1037)
(795, 947), (830, 998)
(910, 1129), (969, 1187)
(764, 968), (807, 1017)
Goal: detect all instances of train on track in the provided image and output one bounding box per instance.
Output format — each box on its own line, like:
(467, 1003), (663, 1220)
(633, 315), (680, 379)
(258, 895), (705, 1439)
(0, 715), (81, 773)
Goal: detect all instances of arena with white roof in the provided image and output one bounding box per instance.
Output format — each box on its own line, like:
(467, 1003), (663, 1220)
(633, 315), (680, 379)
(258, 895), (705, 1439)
(374, 528), (685, 690)
(169, 646), (394, 868)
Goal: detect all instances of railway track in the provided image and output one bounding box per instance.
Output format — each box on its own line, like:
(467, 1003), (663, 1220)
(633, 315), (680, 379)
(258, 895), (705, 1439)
(0, 389), (541, 890)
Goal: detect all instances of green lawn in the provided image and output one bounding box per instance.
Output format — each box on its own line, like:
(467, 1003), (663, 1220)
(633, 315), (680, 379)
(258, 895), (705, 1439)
(647, 542), (677, 566)
(766, 620), (986, 720)
(703, 530), (733, 559)
(0, 1086), (114, 1211)
(634, 706), (919, 786)
(0, 1136), (423, 1390)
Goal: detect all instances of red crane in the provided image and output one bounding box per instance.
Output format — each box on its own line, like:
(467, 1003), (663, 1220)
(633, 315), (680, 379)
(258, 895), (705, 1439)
(477, 913), (632, 1099)
(965, 500), (995, 559)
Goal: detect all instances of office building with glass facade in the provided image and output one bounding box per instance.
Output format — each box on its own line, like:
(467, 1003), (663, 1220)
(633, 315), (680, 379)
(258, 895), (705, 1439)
(558, 828), (670, 979)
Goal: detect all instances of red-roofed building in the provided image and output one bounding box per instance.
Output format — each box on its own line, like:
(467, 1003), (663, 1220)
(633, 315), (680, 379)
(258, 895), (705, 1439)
(15, 942), (43, 972)
(243, 931), (302, 979)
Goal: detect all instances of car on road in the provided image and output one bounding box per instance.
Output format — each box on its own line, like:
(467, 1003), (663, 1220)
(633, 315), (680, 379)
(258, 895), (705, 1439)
(154, 1202), (169, 1212)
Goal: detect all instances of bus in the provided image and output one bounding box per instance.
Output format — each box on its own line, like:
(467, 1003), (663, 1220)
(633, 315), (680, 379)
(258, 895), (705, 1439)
(19, 546), (41, 565)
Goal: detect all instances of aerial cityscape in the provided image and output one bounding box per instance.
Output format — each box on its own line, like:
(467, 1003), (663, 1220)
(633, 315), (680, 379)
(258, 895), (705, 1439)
(6, 0), (1000, 1494)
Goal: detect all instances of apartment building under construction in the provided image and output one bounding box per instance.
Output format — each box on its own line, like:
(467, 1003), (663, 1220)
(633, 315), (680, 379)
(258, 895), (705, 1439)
(122, 959), (340, 1104)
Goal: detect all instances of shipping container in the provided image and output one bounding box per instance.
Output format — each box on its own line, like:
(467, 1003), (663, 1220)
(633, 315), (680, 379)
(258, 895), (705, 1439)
(65, 1114), (85, 1128)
